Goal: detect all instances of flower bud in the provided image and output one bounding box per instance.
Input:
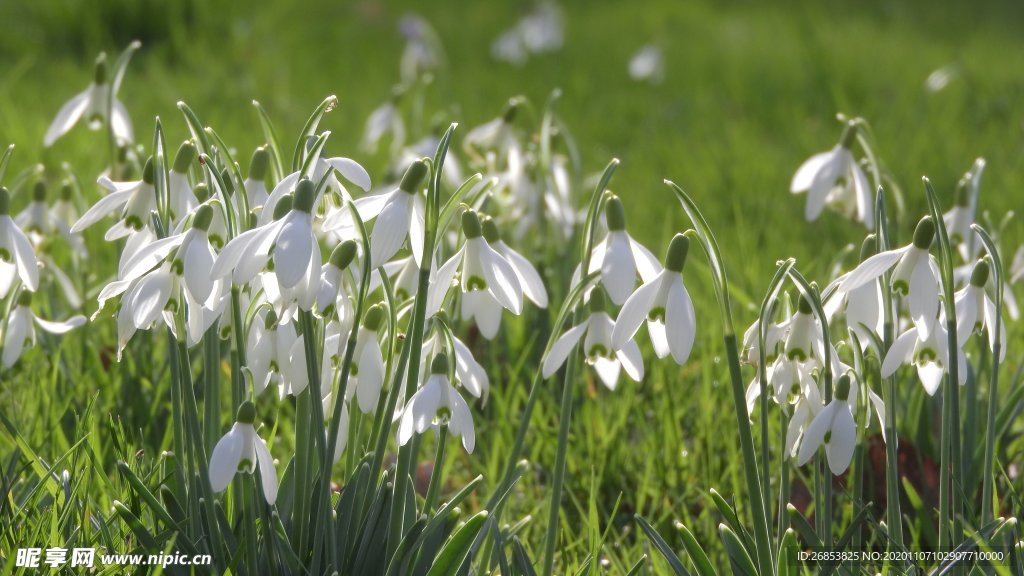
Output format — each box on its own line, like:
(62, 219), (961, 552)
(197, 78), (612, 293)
(193, 182), (210, 203)
(60, 181), (74, 201)
(249, 147), (270, 181)
(236, 401), (257, 424)
(838, 121), (857, 149)
(481, 216), (501, 244)
(294, 179), (316, 213)
(664, 233), (690, 273)
(93, 53), (108, 85)
(605, 197), (626, 231)
(589, 288), (607, 313)
(192, 204), (214, 231)
(33, 180), (46, 202)
(142, 156), (155, 185)
(430, 352), (449, 375)
(969, 260), (990, 288)
(172, 141), (196, 174)
(798, 294), (814, 315)
(400, 159), (429, 193)
(329, 240), (358, 270)
(272, 195), (293, 220)
(17, 290), (32, 307)
(363, 304), (385, 331)
(462, 210), (482, 239)
(912, 216), (935, 250)
(834, 374), (851, 402)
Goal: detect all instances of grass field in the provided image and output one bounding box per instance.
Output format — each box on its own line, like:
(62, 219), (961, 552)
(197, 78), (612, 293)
(1, 0), (1023, 573)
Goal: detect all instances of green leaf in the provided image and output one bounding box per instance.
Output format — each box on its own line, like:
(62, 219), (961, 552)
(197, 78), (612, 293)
(719, 524), (757, 576)
(252, 100), (285, 183)
(775, 529), (800, 576)
(676, 521), (717, 576)
(426, 510), (489, 576)
(292, 95), (337, 171)
(634, 514), (691, 576)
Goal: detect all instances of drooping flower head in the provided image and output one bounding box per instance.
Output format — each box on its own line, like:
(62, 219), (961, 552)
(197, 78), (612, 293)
(790, 121), (873, 229)
(44, 50), (135, 147)
(398, 352), (476, 453)
(208, 401), (278, 505)
(796, 374), (857, 475)
(0, 187), (40, 299)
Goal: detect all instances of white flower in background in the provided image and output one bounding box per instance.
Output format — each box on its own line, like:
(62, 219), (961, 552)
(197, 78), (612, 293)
(209, 401), (278, 505)
(543, 289), (644, 390)
(491, 2), (564, 65)
(371, 254), (420, 302)
(72, 157), (156, 241)
(362, 90), (406, 155)
(398, 353), (476, 453)
(943, 158), (985, 262)
(2, 291), (85, 368)
(345, 305), (387, 414)
(398, 133), (464, 189)
(342, 159), (428, 268)
(955, 260), (1006, 361)
(836, 217), (938, 338)
(796, 375), (857, 475)
(882, 322), (966, 396)
(213, 178), (322, 309)
(464, 101), (522, 169)
(423, 331), (489, 402)
(582, 196), (662, 305)
(925, 64), (958, 93)
(481, 216), (548, 308)
(740, 316), (787, 367)
(0, 187), (40, 298)
(15, 180), (85, 255)
(399, 13), (442, 84)
(1012, 245), (1024, 285)
(613, 233), (696, 365)
(259, 137), (371, 226)
(784, 296), (825, 364)
(628, 44), (664, 84)
(44, 52), (134, 147)
(431, 210), (524, 339)
(790, 121), (873, 229)
(785, 383), (822, 458)
(51, 180), (82, 231)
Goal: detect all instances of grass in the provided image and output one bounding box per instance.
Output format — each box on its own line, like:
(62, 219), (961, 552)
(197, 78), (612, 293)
(1, 0), (1023, 573)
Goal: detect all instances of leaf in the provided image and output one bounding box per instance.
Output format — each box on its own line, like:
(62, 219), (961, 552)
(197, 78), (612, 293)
(676, 521), (717, 576)
(776, 529), (801, 576)
(634, 514), (691, 576)
(252, 100), (285, 182)
(719, 524), (757, 576)
(292, 95), (337, 171)
(425, 510), (489, 576)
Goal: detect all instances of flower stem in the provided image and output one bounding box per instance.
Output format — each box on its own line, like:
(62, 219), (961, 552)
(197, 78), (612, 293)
(423, 424), (448, 513)
(543, 353), (577, 576)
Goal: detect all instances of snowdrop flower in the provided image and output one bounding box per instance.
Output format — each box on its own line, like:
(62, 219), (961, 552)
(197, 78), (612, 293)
(585, 197), (662, 305)
(955, 261), (1006, 361)
(259, 137), (371, 227)
(790, 121), (873, 229)
(349, 159), (428, 268)
(423, 330), (489, 402)
(740, 315), (787, 367)
(398, 353), (476, 453)
(826, 236), (884, 348)
(543, 289), (644, 390)
(44, 52), (133, 147)
(362, 90), (406, 155)
(2, 291), (85, 368)
(464, 101), (521, 165)
(481, 216), (547, 308)
(797, 375), (857, 475)
(316, 240), (359, 321)
(612, 234), (696, 364)
(0, 187), (40, 298)
(244, 147), (271, 212)
(432, 210), (523, 338)
(882, 322), (966, 396)
(399, 14), (442, 84)
(246, 309), (307, 397)
(15, 180), (83, 254)
(785, 383), (822, 458)
(72, 157), (156, 241)
(628, 45), (664, 84)
(346, 305), (387, 414)
(784, 296), (825, 363)
(209, 401), (278, 505)
(492, 2), (564, 64)
(213, 178), (322, 309)
(836, 217), (938, 338)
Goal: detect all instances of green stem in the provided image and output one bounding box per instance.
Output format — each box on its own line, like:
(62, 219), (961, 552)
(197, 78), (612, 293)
(203, 326), (221, 455)
(543, 352), (577, 576)
(242, 477), (259, 575)
(423, 424), (449, 513)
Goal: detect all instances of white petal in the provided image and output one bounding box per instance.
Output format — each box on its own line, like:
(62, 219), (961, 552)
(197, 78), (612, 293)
(253, 437), (279, 505)
(881, 328), (918, 377)
(983, 296), (1007, 362)
(409, 195), (425, 267)
(602, 232), (637, 305)
(44, 89), (90, 146)
(615, 340), (645, 381)
(797, 402), (834, 466)
(6, 219), (39, 290)
(449, 389), (476, 453)
(182, 233), (216, 302)
(208, 425), (245, 492)
(850, 162), (873, 230)
(542, 321), (588, 378)
(790, 151), (832, 193)
(838, 247), (908, 295)
(274, 215), (314, 289)
(592, 357), (621, 390)
(918, 362), (944, 396)
(825, 406), (857, 475)
(110, 99), (134, 144)
(665, 276), (697, 365)
(211, 223), (274, 279)
(70, 183), (136, 233)
(629, 239), (663, 283)
(356, 338), (385, 414)
(427, 249), (462, 317)
(480, 241), (523, 314)
(327, 157), (371, 192)
(352, 192), (392, 221)
(611, 275), (660, 351)
(370, 193), (411, 268)
(2, 308), (31, 368)
(499, 242), (548, 308)
(909, 256), (939, 338)
(33, 314), (85, 334)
